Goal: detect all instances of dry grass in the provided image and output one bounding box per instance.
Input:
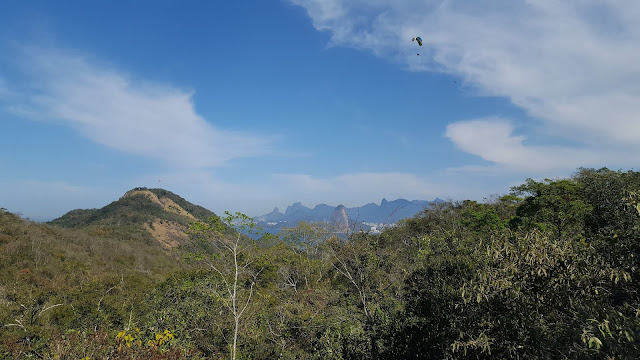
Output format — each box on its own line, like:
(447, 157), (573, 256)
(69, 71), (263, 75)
(122, 190), (196, 220)
(144, 220), (189, 250)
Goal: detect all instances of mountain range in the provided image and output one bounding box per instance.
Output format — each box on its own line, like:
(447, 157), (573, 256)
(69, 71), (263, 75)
(254, 198), (443, 234)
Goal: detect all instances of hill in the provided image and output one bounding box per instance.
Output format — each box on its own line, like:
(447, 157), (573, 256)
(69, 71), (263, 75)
(49, 187), (217, 250)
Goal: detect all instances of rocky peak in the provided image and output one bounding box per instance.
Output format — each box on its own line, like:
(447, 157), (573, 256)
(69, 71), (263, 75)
(285, 202), (311, 216)
(329, 205), (350, 233)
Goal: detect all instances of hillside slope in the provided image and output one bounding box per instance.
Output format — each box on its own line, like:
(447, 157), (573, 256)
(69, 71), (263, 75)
(49, 187), (218, 250)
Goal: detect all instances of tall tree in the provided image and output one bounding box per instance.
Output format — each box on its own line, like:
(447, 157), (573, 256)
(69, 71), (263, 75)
(326, 232), (410, 360)
(511, 178), (591, 240)
(188, 211), (263, 360)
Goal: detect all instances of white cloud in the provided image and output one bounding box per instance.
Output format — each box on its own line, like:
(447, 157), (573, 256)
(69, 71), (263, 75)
(445, 118), (607, 172)
(3, 46), (273, 168)
(291, 0), (640, 170)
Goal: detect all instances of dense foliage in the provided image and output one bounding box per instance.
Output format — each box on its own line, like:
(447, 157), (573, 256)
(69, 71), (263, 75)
(1, 168), (639, 359)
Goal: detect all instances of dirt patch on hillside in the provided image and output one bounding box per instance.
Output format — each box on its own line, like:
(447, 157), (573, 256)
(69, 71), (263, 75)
(158, 197), (196, 220)
(123, 190), (197, 220)
(143, 220), (189, 250)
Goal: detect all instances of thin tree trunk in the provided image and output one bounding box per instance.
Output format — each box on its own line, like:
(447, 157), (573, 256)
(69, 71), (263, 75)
(369, 320), (378, 360)
(232, 318), (239, 360)
(232, 241), (239, 360)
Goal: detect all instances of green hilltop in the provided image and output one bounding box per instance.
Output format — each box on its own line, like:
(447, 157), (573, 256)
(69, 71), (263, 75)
(49, 187), (218, 250)
(50, 187), (216, 228)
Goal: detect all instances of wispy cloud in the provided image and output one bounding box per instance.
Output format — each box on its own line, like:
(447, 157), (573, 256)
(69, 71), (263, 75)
(291, 0), (640, 172)
(445, 118), (606, 172)
(2, 46), (274, 168)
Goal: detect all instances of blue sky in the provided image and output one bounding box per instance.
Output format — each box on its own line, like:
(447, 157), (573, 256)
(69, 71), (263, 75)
(1, 0), (639, 221)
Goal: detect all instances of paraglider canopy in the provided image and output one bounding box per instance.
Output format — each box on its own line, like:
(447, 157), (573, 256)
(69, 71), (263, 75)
(412, 36), (423, 46)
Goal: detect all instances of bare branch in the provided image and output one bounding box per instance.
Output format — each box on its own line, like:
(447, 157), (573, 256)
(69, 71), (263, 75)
(38, 303), (64, 317)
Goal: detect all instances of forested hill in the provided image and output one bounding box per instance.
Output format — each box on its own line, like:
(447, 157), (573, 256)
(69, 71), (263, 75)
(50, 187), (216, 228)
(1, 168), (640, 359)
(49, 187), (218, 250)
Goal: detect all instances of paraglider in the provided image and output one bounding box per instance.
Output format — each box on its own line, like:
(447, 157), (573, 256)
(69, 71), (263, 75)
(412, 36), (423, 55)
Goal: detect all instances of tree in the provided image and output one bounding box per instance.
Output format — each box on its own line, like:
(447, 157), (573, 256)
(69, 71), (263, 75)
(326, 232), (410, 360)
(188, 211), (263, 360)
(279, 221), (332, 290)
(280, 221), (330, 258)
(458, 200), (505, 234)
(573, 168), (640, 241)
(511, 178), (591, 240)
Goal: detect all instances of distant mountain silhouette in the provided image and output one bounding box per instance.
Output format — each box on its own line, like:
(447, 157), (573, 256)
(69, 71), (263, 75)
(255, 198), (443, 234)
